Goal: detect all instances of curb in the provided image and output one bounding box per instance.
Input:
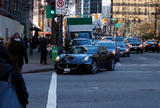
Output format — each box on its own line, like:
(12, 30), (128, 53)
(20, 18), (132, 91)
(22, 68), (55, 74)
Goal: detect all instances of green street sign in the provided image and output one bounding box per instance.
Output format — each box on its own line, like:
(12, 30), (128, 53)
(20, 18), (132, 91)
(111, 18), (118, 21)
(115, 23), (122, 28)
(52, 45), (58, 61)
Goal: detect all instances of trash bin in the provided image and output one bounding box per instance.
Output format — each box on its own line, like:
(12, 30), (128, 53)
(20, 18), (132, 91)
(52, 45), (58, 61)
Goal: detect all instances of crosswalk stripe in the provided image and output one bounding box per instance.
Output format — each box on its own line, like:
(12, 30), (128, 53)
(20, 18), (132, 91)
(46, 72), (57, 108)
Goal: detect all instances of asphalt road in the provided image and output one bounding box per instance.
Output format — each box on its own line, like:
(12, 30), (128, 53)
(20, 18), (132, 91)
(24, 52), (160, 108)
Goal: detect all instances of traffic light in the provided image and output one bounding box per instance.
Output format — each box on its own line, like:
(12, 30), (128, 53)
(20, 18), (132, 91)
(50, 1), (56, 17)
(118, 19), (121, 23)
(95, 13), (98, 20)
(46, 2), (56, 18)
(104, 18), (107, 23)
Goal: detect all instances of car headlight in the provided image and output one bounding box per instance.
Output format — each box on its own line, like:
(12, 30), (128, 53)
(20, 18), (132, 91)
(128, 44), (132, 47)
(139, 44), (143, 47)
(55, 56), (60, 62)
(126, 49), (129, 52)
(112, 51), (116, 55)
(81, 56), (89, 62)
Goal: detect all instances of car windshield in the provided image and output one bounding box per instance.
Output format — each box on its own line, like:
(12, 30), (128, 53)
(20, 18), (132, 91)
(115, 37), (124, 41)
(71, 32), (91, 39)
(71, 46), (98, 54)
(106, 37), (113, 40)
(127, 38), (140, 43)
(147, 41), (154, 44)
(98, 43), (115, 49)
(72, 40), (91, 46)
(117, 42), (126, 47)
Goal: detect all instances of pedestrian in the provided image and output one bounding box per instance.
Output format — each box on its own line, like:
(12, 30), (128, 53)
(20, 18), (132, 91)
(23, 36), (29, 50)
(39, 36), (48, 64)
(8, 33), (28, 71)
(0, 37), (4, 45)
(0, 43), (29, 108)
(29, 37), (33, 55)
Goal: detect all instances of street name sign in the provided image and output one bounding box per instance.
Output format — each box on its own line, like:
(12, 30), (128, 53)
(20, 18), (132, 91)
(56, 0), (66, 15)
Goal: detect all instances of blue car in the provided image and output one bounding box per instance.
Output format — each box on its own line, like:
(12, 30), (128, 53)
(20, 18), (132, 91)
(98, 40), (120, 62)
(117, 42), (130, 57)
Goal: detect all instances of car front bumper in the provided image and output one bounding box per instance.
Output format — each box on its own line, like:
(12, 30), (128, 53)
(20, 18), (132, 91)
(55, 63), (91, 72)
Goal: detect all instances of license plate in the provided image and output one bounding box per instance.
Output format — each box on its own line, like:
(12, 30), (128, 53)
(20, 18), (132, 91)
(120, 52), (124, 54)
(134, 47), (137, 50)
(64, 68), (70, 72)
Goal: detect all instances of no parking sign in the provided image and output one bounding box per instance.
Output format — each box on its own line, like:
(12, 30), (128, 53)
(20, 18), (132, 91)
(56, 0), (66, 15)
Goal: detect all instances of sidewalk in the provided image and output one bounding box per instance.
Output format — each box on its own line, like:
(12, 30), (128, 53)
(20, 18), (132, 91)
(22, 49), (54, 73)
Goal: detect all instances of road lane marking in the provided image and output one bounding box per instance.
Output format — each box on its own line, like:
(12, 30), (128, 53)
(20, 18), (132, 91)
(46, 72), (57, 108)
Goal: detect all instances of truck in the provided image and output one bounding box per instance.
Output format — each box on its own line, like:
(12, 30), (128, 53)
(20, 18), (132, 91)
(64, 18), (93, 50)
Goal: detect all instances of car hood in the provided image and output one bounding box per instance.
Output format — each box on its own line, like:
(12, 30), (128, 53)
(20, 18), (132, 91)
(119, 47), (127, 50)
(59, 54), (93, 63)
(107, 48), (115, 52)
(129, 42), (140, 45)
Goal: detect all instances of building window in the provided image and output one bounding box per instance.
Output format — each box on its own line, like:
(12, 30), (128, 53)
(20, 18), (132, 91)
(145, 8), (147, 14)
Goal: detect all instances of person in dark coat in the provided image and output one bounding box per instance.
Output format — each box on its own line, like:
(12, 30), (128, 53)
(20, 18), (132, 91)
(40, 36), (48, 64)
(0, 44), (29, 108)
(8, 33), (28, 71)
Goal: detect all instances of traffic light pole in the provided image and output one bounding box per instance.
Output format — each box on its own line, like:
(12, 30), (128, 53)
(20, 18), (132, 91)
(57, 15), (63, 54)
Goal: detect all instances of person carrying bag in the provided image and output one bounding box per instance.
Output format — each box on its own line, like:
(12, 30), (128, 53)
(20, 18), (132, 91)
(0, 45), (29, 108)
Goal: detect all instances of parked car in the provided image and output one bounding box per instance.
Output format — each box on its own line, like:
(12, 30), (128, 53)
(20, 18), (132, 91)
(55, 45), (116, 74)
(105, 36), (114, 41)
(114, 37), (124, 42)
(124, 38), (143, 53)
(144, 40), (160, 53)
(98, 40), (120, 62)
(117, 41), (130, 57)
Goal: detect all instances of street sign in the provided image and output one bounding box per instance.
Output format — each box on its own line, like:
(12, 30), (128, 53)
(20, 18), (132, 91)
(52, 45), (58, 61)
(56, 0), (66, 15)
(115, 23), (122, 28)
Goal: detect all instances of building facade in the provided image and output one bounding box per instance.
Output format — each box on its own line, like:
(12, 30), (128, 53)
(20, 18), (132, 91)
(75, 0), (102, 16)
(0, 0), (33, 39)
(90, 0), (102, 14)
(111, 0), (158, 23)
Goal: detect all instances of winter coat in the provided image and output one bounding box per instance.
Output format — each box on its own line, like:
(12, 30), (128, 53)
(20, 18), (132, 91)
(0, 45), (29, 107)
(8, 39), (28, 67)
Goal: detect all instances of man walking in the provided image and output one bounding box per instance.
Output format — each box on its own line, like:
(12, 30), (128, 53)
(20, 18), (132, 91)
(8, 33), (28, 71)
(40, 36), (48, 65)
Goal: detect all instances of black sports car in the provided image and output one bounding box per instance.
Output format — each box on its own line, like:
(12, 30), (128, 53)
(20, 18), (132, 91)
(54, 45), (115, 74)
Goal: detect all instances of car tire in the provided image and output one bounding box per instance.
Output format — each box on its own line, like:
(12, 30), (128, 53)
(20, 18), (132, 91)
(145, 48), (147, 52)
(56, 69), (63, 74)
(108, 58), (115, 71)
(127, 54), (130, 57)
(141, 50), (143, 53)
(89, 60), (98, 74)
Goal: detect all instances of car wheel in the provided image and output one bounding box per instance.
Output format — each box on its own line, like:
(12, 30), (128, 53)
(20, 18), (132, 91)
(90, 60), (98, 74)
(127, 54), (130, 57)
(108, 58), (115, 71)
(56, 69), (63, 74)
(141, 50), (143, 53)
(145, 48), (147, 52)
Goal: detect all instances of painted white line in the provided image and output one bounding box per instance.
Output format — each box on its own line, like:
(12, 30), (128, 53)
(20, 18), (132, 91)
(46, 72), (57, 108)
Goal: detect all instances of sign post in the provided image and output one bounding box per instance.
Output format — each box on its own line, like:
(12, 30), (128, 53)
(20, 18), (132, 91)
(56, 0), (66, 15)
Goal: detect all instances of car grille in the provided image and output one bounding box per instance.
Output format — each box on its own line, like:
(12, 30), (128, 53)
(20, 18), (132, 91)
(120, 49), (125, 51)
(132, 44), (139, 46)
(58, 64), (79, 69)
